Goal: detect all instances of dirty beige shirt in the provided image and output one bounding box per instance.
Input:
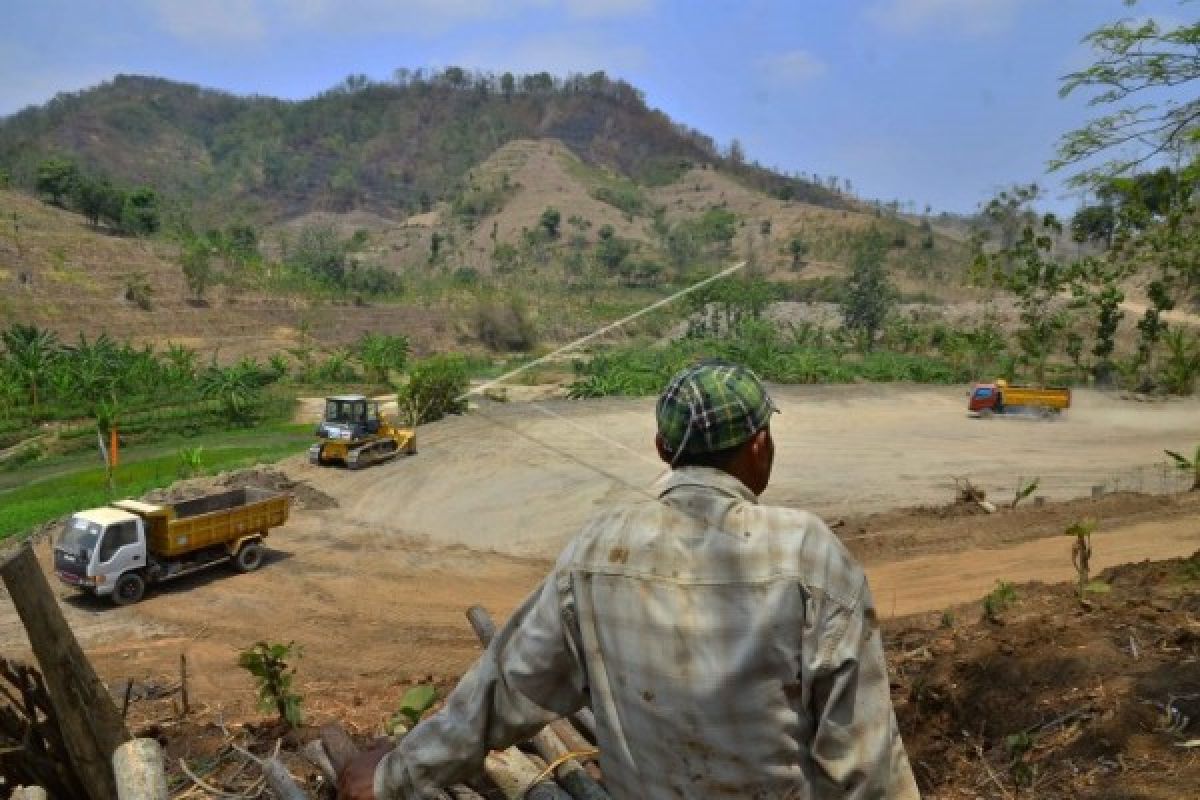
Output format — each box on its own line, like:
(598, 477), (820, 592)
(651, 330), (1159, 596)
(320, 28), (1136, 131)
(376, 466), (919, 799)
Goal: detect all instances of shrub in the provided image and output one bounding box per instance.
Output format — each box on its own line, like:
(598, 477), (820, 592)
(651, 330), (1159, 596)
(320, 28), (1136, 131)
(124, 273), (154, 311)
(474, 298), (538, 352)
(592, 183), (645, 215)
(982, 581), (1017, 623)
(237, 641), (303, 728)
(177, 446), (204, 478)
(397, 355), (470, 425)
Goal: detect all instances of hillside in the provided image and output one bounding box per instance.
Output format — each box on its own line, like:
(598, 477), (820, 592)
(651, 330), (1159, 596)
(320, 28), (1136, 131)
(1, 113), (977, 363)
(0, 72), (848, 227)
(0, 189), (441, 361)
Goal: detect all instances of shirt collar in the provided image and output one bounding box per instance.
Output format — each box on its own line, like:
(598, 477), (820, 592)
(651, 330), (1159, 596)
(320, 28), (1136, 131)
(657, 466), (759, 504)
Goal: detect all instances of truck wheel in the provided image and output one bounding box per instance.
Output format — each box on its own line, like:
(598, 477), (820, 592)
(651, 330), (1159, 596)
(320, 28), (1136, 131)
(112, 573), (145, 606)
(233, 541), (265, 573)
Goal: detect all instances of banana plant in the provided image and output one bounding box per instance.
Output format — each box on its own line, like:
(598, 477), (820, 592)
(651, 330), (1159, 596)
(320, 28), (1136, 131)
(1165, 445), (1200, 491)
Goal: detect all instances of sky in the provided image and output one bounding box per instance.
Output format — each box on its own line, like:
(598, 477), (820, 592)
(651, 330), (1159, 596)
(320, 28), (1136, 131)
(1, 0), (1193, 214)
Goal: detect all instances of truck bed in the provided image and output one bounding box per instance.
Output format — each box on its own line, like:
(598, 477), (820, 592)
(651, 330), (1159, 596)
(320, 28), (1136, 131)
(1002, 386), (1071, 410)
(115, 488), (290, 558)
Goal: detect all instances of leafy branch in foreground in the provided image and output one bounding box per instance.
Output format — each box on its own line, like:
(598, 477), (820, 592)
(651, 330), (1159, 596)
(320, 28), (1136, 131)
(1054, 14), (1200, 179)
(237, 641), (303, 728)
(386, 684), (440, 735)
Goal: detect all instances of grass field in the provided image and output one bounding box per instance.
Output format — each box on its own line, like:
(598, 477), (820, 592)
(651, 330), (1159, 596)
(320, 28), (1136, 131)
(0, 423), (312, 541)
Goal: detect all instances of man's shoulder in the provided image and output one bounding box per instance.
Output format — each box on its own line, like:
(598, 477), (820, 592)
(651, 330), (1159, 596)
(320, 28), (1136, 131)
(560, 496), (866, 607)
(753, 502), (866, 606)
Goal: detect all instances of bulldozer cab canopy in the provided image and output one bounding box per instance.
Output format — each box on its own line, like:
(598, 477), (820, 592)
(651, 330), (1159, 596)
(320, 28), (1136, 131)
(324, 395), (376, 424)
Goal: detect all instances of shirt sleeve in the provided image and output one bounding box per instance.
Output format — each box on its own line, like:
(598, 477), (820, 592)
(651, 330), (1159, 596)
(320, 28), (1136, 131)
(807, 579), (921, 800)
(374, 566), (589, 800)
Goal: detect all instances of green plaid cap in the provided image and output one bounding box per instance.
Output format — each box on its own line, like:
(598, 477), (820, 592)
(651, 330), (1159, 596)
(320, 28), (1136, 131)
(656, 360), (777, 458)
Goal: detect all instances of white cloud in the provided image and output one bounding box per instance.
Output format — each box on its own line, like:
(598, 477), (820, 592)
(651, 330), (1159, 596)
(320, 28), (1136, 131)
(144, 0), (653, 43)
(453, 30), (646, 77)
(563, 0), (653, 19)
(866, 0), (1026, 37)
(148, 0), (266, 43)
(758, 50), (826, 86)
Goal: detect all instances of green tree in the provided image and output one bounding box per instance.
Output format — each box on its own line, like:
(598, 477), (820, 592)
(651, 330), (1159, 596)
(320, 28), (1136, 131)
(840, 230), (893, 351)
(123, 272), (154, 310)
(1055, 14), (1200, 177)
(35, 158), (79, 206)
(595, 230), (632, 271)
(397, 355), (469, 425)
(120, 187), (160, 235)
(539, 207), (561, 239)
(1070, 204), (1116, 247)
(698, 207), (737, 253)
(978, 184), (1041, 273)
(1160, 329), (1200, 396)
(787, 234), (809, 271)
(1006, 219), (1071, 385)
(1, 324), (61, 419)
(1069, 256), (1130, 382)
(291, 225), (347, 284)
(199, 363), (259, 424)
(181, 239), (215, 303)
(356, 333), (410, 384)
(74, 174), (119, 228)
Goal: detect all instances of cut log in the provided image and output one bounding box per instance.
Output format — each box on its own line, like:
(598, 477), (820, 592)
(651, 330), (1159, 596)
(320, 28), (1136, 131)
(261, 757), (308, 800)
(112, 738), (168, 800)
(10, 788), (48, 800)
(531, 728), (609, 800)
(484, 747), (572, 800)
(0, 544), (129, 800)
(301, 740), (338, 786)
(549, 720), (594, 759)
(465, 605), (497, 645)
(464, 604), (605, 798)
(320, 723), (362, 775)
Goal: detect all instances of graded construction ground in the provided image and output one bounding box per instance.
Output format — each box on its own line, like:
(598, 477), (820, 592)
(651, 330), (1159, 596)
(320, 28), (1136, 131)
(0, 385), (1198, 750)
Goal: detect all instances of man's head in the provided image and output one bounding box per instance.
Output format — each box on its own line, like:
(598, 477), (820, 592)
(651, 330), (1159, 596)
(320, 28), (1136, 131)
(654, 360), (777, 495)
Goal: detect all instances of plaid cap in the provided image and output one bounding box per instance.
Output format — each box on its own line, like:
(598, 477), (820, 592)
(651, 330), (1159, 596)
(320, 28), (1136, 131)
(656, 360), (777, 458)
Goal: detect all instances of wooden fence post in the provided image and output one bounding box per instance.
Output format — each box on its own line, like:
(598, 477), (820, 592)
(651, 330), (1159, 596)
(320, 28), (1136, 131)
(1, 544), (130, 800)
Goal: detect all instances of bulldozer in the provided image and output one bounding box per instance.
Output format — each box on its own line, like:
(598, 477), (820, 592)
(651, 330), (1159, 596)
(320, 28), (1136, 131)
(308, 395), (416, 469)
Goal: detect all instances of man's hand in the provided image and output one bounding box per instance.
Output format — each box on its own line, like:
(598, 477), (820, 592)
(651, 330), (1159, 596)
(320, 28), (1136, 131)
(337, 740), (394, 800)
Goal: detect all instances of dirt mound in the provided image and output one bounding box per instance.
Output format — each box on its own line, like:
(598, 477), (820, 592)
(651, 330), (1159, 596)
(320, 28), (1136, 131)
(840, 490), (1200, 566)
(888, 552), (1200, 798)
(141, 467), (338, 511)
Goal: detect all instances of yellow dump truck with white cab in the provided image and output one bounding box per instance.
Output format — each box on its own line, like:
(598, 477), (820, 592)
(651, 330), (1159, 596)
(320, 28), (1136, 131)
(54, 488), (291, 605)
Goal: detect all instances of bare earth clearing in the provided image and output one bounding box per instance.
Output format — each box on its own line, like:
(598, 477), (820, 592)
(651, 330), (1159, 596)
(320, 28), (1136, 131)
(1, 385), (1199, 796)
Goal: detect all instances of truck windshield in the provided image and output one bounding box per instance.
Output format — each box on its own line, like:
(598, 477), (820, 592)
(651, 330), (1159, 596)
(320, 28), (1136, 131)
(60, 516), (102, 552)
(974, 388), (994, 399)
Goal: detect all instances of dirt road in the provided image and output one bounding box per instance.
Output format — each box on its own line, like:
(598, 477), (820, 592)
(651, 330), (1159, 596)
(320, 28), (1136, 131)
(303, 384), (1200, 558)
(1, 384), (1197, 725)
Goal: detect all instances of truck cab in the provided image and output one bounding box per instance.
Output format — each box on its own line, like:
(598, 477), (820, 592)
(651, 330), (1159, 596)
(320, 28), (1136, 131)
(54, 509), (148, 603)
(968, 383), (1003, 414)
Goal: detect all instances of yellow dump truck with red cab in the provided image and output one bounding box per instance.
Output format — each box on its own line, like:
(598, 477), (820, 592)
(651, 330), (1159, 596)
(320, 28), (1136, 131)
(968, 379), (1071, 417)
(54, 488), (291, 605)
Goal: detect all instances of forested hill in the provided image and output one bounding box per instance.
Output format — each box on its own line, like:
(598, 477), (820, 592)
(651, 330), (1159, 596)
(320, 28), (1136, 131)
(0, 71), (846, 225)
